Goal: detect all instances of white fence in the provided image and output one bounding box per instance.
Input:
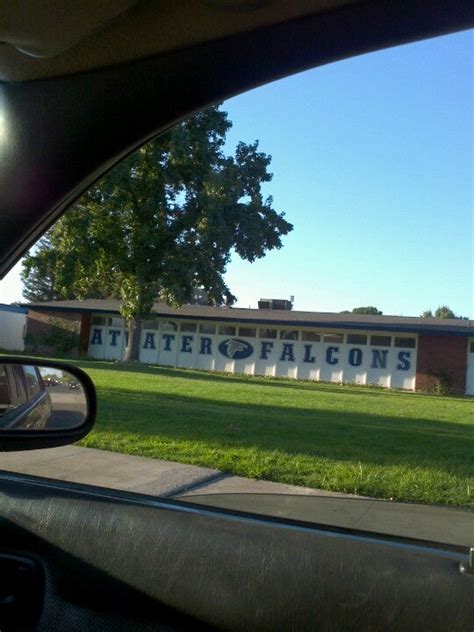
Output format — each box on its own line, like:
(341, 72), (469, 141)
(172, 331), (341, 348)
(87, 316), (417, 389)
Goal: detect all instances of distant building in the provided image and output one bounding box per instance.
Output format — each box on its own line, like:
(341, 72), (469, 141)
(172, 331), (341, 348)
(22, 299), (474, 395)
(0, 303), (27, 351)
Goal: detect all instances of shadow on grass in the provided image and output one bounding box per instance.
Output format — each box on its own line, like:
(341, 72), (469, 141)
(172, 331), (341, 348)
(93, 386), (474, 474)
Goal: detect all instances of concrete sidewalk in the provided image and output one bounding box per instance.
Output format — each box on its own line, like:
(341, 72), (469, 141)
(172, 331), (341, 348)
(0, 446), (472, 547)
(0, 445), (332, 498)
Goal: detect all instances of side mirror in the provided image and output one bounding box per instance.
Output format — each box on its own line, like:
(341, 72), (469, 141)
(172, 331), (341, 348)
(0, 358), (96, 451)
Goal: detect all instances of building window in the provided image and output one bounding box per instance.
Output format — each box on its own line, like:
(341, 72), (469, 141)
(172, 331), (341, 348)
(161, 320), (177, 331)
(394, 337), (416, 348)
(180, 322), (197, 333)
(259, 328), (277, 339)
(323, 333), (344, 343)
(219, 325), (236, 336)
(199, 323), (216, 334)
(239, 327), (256, 337)
(108, 316), (124, 327)
(280, 330), (299, 340)
(371, 335), (391, 347)
(301, 331), (321, 342)
(347, 334), (367, 345)
(142, 319), (159, 329)
(92, 316), (106, 325)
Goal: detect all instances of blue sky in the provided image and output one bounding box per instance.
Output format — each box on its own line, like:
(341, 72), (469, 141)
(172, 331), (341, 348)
(223, 30), (473, 317)
(0, 30), (472, 317)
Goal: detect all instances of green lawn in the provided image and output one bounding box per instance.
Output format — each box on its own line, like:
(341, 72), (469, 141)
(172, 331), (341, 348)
(67, 359), (474, 508)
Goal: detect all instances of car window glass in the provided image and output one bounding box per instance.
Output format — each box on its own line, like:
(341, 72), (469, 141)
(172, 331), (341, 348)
(22, 366), (41, 398)
(0, 366), (11, 411)
(11, 367), (28, 405)
(0, 31), (472, 534)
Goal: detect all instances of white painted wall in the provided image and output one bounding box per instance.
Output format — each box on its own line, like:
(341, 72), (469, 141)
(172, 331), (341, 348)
(0, 308), (26, 351)
(87, 315), (418, 390)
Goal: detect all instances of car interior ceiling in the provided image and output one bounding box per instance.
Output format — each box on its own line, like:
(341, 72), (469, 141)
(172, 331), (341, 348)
(1, 0), (472, 277)
(0, 1), (473, 630)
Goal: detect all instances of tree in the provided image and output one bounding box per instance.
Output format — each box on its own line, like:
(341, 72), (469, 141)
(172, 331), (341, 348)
(21, 236), (61, 302)
(350, 306), (383, 315)
(22, 106), (293, 360)
(421, 306), (467, 319)
(434, 305), (456, 319)
(22, 233), (108, 302)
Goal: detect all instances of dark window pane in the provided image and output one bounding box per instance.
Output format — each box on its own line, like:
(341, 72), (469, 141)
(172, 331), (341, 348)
(199, 323), (216, 334)
(347, 334), (367, 345)
(219, 325), (236, 336)
(371, 335), (391, 347)
(180, 323), (197, 333)
(143, 319), (159, 329)
(239, 327), (256, 337)
(280, 330), (299, 340)
(394, 337), (416, 348)
(161, 320), (177, 331)
(323, 333), (344, 343)
(92, 316), (106, 325)
(108, 316), (124, 327)
(259, 328), (277, 339)
(302, 331), (321, 342)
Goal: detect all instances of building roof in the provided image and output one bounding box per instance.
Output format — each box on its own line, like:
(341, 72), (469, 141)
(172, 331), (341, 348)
(23, 299), (474, 336)
(0, 302), (28, 314)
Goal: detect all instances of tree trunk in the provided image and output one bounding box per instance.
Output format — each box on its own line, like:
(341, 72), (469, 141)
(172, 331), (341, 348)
(124, 315), (142, 362)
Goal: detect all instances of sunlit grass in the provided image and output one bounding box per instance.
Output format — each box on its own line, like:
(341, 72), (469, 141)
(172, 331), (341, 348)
(65, 359), (474, 507)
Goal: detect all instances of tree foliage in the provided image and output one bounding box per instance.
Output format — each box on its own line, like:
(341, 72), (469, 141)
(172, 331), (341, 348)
(21, 106), (293, 360)
(421, 305), (467, 320)
(349, 306), (383, 315)
(21, 236), (63, 302)
(434, 305), (456, 319)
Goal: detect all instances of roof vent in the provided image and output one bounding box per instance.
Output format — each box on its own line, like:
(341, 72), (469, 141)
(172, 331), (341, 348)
(258, 298), (293, 311)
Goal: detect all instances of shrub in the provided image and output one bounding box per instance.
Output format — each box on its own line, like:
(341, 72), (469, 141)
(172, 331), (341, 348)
(427, 369), (455, 396)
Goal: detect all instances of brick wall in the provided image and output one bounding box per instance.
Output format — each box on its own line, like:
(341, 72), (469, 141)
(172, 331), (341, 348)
(416, 334), (468, 394)
(25, 310), (82, 357)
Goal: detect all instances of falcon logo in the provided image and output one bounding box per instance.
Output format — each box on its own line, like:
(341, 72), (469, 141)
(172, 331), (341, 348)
(218, 338), (254, 360)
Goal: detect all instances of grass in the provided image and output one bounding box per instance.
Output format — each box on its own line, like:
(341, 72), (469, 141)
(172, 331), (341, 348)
(58, 359), (474, 508)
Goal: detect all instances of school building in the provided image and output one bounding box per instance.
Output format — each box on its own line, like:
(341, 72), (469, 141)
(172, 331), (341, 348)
(21, 299), (474, 395)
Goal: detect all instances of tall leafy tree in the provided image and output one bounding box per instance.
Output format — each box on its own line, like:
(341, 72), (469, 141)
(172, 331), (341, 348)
(22, 234), (108, 302)
(22, 106), (293, 360)
(21, 236), (62, 302)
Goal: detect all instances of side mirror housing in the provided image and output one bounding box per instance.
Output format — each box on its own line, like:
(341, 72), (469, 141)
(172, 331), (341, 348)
(0, 357), (96, 451)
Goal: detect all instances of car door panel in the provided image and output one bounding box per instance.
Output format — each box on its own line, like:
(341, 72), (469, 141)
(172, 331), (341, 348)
(0, 472), (472, 631)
